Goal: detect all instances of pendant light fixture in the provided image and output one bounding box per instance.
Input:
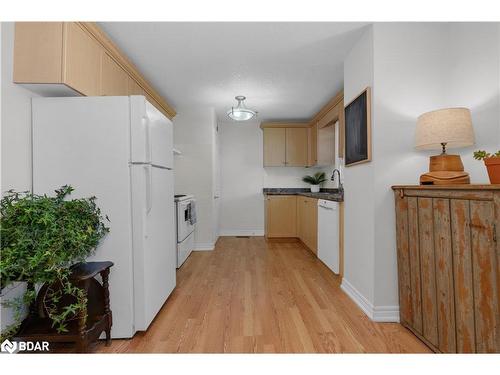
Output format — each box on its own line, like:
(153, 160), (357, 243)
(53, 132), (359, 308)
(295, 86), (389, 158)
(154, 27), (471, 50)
(226, 95), (257, 121)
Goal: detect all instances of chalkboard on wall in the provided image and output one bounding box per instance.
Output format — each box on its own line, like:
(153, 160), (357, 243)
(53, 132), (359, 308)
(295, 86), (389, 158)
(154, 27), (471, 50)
(344, 87), (371, 166)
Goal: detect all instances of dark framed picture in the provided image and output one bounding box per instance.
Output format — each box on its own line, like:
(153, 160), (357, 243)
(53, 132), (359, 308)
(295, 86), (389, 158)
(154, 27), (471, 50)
(344, 87), (372, 166)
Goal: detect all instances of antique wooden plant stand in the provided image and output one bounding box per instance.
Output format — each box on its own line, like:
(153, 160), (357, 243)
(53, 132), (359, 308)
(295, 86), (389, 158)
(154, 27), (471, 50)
(14, 261), (114, 353)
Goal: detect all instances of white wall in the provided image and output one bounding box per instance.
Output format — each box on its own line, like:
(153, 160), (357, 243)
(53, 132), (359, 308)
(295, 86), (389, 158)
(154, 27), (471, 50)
(342, 23), (500, 321)
(219, 122), (265, 235)
(371, 23), (450, 311)
(173, 107), (219, 249)
(446, 23), (500, 182)
(341, 26), (376, 308)
(218, 122), (335, 236)
(1, 22), (39, 193)
(0, 22), (40, 334)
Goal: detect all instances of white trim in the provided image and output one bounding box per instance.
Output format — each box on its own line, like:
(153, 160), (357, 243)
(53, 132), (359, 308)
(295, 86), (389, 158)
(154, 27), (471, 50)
(194, 242), (215, 251)
(340, 278), (374, 318)
(373, 305), (400, 322)
(218, 229), (264, 237)
(340, 278), (399, 322)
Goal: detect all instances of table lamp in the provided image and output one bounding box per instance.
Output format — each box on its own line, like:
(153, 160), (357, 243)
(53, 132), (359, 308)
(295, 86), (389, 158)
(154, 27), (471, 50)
(415, 108), (475, 185)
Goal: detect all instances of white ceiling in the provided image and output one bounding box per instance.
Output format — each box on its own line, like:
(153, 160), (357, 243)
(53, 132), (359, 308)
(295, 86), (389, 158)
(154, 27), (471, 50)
(98, 22), (368, 125)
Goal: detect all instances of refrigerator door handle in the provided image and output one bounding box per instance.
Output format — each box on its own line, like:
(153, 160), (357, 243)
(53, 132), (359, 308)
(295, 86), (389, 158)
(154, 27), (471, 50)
(145, 165), (153, 214)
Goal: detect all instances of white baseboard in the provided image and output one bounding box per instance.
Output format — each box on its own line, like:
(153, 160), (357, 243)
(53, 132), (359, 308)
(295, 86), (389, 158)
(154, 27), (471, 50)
(340, 279), (399, 322)
(218, 229), (264, 237)
(194, 242), (215, 251)
(372, 305), (400, 322)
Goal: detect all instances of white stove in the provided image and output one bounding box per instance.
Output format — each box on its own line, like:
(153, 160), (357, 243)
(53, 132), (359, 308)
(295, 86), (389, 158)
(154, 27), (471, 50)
(174, 194), (196, 267)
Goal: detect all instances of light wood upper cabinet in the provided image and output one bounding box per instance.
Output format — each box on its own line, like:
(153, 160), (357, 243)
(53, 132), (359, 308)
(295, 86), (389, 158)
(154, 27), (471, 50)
(285, 128), (308, 166)
(308, 123), (318, 166)
(63, 23), (102, 96)
(262, 125), (309, 167)
(13, 22), (63, 83)
(317, 122), (336, 166)
(265, 195), (297, 238)
(127, 76), (146, 96)
(261, 90), (344, 168)
(100, 52), (128, 96)
(307, 90), (344, 165)
(13, 22), (176, 118)
(263, 128), (287, 166)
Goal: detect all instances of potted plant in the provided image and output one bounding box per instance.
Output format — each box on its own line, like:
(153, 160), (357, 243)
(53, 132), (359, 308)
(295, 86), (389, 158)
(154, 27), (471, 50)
(473, 150), (500, 184)
(302, 172), (327, 193)
(0, 185), (109, 341)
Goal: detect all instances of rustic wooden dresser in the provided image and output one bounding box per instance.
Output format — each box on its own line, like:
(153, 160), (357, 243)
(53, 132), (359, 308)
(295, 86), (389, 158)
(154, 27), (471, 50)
(392, 185), (499, 353)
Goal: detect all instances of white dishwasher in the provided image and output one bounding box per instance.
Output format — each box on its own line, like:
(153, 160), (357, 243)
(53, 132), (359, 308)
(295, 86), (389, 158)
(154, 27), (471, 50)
(317, 199), (339, 274)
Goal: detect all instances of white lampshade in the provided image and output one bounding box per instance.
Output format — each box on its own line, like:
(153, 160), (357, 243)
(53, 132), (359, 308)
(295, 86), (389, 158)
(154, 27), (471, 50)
(415, 108), (475, 150)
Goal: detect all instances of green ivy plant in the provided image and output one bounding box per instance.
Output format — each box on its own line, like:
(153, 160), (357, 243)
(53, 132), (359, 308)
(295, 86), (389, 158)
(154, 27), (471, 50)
(473, 150), (500, 160)
(302, 172), (327, 185)
(0, 185), (109, 340)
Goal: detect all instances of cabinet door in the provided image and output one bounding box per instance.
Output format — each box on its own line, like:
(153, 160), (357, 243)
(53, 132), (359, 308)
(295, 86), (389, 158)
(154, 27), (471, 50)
(265, 196), (297, 238)
(305, 197), (318, 253)
(14, 22), (64, 83)
(395, 195), (414, 329)
(100, 52), (128, 96)
(297, 197), (307, 242)
(285, 128), (308, 166)
(469, 200), (499, 353)
(433, 198), (456, 353)
(263, 128), (286, 167)
(450, 199), (475, 353)
(317, 122), (335, 166)
(128, 76), (146, 96)
(308, 123), (318, 166)
(63, 23), (102, 96)
(297, 197), (318, 253)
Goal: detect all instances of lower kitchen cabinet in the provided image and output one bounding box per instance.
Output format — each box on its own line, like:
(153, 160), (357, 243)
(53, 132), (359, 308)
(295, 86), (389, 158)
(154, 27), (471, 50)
(265, 195), (297, 238)
(393, 185), (500, 353)
(265, 195), (318, 254)
(297, 196), (318, 254)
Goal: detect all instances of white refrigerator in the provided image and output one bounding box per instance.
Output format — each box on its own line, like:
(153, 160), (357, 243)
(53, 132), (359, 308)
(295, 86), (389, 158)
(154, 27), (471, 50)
(32, 96), (176, 338)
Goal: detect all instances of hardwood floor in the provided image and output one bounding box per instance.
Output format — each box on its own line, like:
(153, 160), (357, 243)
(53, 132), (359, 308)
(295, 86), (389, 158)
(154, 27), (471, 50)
(95, 236), (430, 353)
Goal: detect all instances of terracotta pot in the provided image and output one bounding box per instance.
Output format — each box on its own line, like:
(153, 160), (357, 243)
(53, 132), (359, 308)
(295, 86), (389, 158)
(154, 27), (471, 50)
(484, 157), (500, 184)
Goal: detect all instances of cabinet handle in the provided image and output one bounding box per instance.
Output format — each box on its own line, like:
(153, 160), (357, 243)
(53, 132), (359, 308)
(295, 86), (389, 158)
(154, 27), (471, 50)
(494, 224), (497, 243)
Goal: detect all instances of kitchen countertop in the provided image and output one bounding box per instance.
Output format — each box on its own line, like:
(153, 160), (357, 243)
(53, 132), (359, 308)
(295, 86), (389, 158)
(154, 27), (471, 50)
(263, 188), (343, 202)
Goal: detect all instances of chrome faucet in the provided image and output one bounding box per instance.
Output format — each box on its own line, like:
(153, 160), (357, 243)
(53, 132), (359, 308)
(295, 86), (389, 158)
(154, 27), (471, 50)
(331, 168), (343, 193)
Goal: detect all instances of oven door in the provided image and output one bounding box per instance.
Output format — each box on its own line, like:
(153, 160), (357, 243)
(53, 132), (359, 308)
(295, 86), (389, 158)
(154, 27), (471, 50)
(177, 200), (195, 242)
